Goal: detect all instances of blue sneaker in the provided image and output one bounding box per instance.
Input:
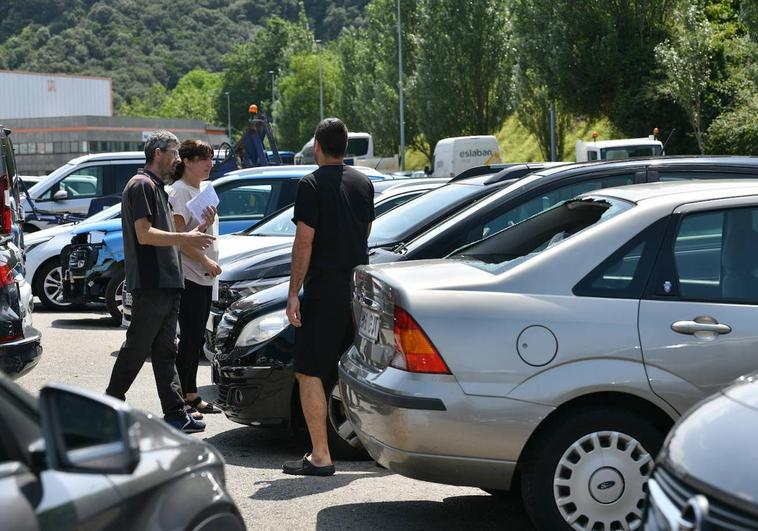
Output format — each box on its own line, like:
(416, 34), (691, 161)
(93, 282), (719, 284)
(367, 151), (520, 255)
(164, 413), (205, 433)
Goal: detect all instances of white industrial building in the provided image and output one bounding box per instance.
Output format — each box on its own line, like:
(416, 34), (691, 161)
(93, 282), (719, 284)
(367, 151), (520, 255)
(0, 70), (228, 174)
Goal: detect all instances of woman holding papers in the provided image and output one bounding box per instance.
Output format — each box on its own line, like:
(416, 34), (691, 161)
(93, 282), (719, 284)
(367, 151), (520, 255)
(169, 139), (223, 417)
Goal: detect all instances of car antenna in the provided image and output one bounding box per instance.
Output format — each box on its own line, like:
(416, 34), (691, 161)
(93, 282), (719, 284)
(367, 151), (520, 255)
(662, 128), (676, 153)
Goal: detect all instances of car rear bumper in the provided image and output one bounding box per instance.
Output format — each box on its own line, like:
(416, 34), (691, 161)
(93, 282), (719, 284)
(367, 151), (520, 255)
(0, 330), (42, 379)
(338, 345), (553, 490)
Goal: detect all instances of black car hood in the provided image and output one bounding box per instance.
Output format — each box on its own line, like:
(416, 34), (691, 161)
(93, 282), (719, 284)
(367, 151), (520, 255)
(660, 376), (758, 508)
(219, 244), (294, 282)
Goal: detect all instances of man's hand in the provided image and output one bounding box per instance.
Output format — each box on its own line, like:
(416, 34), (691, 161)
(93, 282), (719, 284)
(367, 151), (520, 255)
(286, 294), (302, 327)
(197, 205), (217, 232)
(182, 229), (215, 251)
(203, 257), (222, 278)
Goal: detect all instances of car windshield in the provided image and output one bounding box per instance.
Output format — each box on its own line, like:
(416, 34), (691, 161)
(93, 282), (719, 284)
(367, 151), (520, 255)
(451, 197), (631, 274)
(246, 206), (296, 237)
(369, 183), (483, 245)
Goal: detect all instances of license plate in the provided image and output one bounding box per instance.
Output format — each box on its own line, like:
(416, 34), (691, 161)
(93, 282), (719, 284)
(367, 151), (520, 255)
(358, 308), (380, 341)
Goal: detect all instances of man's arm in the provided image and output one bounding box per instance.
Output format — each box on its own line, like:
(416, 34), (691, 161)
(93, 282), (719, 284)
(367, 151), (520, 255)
(286, 221), (315, 327)
(134, 217), (214, 251)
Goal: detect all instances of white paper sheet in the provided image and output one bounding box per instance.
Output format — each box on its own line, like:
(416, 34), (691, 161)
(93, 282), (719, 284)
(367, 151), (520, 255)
(186, 183), (220, 224)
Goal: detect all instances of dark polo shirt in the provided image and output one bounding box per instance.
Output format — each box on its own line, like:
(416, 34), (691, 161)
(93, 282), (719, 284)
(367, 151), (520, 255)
(122, 169), (184, 291)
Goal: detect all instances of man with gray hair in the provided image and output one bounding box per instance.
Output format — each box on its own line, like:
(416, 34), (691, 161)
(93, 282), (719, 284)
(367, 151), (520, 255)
(105, 130), (215, 433)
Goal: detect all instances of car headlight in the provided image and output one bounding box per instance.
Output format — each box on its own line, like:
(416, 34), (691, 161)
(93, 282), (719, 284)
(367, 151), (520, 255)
(24, 236), (53, 254)
(235, 309), (289, 348)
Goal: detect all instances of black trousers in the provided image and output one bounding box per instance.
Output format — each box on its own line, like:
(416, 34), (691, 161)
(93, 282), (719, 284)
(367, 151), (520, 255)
(177, 279), (212, 396)
(105, 288), (185, 416)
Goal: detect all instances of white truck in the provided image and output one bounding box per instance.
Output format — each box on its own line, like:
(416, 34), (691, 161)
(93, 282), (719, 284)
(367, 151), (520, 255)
(294, 132), (399, 171)
(432, 135), (502, 178)
(575, 132), (664, 162)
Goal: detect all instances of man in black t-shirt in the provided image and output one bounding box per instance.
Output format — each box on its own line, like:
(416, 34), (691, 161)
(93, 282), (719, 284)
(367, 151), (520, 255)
(283, 119), (375, 477)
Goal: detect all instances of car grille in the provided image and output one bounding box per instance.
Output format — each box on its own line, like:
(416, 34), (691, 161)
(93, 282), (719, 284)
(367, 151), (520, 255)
(653, 467), (758, 530)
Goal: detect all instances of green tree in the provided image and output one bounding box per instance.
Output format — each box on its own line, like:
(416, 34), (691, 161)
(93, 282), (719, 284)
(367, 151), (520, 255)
(275, 51), (343, 150)
(220, 13), (314, 137)
(656, 2), (714, 153)
(409, 0), (513, 162)
(513, 69), (572, 161)
(334, 0), (421, 158)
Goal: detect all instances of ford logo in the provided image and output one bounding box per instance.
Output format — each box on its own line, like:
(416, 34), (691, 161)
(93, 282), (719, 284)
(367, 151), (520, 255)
(597, 481), (616, 490)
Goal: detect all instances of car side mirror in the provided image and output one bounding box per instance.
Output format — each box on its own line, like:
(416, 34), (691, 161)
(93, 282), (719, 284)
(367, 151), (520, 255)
(53, 190), (68, 201)
(39, 384), (140, 474)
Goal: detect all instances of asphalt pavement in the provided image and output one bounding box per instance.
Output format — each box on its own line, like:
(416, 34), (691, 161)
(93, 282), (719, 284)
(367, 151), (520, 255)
(18, 307), (535, 530)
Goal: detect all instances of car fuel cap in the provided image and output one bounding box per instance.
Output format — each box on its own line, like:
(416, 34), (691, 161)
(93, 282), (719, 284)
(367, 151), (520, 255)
(517, 326), (558, 367)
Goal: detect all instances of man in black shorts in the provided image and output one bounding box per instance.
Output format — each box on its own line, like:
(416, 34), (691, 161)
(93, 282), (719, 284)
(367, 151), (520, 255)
(283, 118), (375, 476)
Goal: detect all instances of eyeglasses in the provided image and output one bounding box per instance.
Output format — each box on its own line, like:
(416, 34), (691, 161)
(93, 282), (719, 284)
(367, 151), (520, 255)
(159, 148), (179, 156)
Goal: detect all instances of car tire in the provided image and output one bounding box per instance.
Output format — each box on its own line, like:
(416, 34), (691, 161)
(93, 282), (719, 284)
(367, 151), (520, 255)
(105, 270), (125, 324)
(521, 405), (663, 531)
(325, 374), (370, 461)
(34, 259), (73, 310)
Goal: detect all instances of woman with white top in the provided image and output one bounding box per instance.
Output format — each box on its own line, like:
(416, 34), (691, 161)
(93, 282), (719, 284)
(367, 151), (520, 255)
(169, 139), (222, 417)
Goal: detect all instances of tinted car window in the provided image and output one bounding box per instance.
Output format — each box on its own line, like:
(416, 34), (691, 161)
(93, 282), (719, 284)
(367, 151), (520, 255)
(657, 170), (758, 182)
(57, 392), (120, 450)
(108, 164), (143, 195)
(369, 183), (486, 245)
(653, 207), (758, 303)
(249, 205), (296, 236)
(374, 191), (424, 217)
(38, 166), (104, 201)
(217, 183), (273, 219)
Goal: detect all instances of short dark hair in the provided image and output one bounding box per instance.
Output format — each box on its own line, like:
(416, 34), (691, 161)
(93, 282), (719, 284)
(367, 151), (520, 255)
(144, 130), (179, 163)
(314, 118), (348, 158)
(173, 139), (213, 180)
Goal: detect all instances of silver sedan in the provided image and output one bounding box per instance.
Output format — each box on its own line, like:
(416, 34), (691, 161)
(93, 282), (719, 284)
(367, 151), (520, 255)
(340, 180), (758, 531)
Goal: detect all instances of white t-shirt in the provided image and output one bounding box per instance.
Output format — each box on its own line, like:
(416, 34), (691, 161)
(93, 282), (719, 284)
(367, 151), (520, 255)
(167, 179), (220, 294)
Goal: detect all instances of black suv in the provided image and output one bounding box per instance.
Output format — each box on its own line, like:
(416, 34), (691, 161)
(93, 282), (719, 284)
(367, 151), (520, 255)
(0, 126), (42, 379)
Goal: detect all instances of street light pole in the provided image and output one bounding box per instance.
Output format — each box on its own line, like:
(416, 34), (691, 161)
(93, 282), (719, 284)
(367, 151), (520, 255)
(224, 91), (231, 142)
(397, 0), (405, 171)
(268, 70), (276, 120)
(315, 39), (324, 121)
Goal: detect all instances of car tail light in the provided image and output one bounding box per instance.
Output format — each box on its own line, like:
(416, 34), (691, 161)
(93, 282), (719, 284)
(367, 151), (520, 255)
(392, 306), (450, 374)
(0, 172), (11, 235)
(0, 262), (14, 287)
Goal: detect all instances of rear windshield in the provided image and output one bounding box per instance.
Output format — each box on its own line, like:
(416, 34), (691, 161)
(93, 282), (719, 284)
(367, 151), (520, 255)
(602, 145), (662, 160)
(451, 197), (631, 274)
(369, 183), (485, 246)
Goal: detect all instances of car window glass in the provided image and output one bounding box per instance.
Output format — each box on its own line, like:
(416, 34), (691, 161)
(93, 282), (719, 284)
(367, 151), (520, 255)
(110, 164), (142, 194)
(453, 198), (631, 273)
(39, 166), (104, 201)
(477, 174), (636, 241)
(370, 184), (479, 243)
(662, 208), (758, 303)
(374, 192), (423, 217)
(249, 205), (296, 236)
(57, 393), (120, 450)
(657, 171), (758, 182)
(217, 183), (274, 219)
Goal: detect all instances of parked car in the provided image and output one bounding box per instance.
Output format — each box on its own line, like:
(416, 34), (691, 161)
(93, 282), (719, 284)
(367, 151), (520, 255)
(207, 156), (758, 456)
(24, 203), (121, 310)
(340, 179), (758, 530)
(643, 373), (758, 530)
(61, 165), (389, 322)
(0, 126), (42, 380)
(21, 152), (146, 232)
(0, 374), (245, 529)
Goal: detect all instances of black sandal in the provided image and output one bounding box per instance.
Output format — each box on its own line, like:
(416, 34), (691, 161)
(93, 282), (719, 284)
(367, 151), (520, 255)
(282, 454), (335, 476)
(186, 396), (222, 414)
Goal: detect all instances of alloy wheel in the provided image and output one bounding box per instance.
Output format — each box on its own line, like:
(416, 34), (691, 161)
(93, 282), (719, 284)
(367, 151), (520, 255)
(553, 430), (653, 531)
(114, 279), (125, 317)
(43, 266), (71, 307)
(328, 383), (362, 448)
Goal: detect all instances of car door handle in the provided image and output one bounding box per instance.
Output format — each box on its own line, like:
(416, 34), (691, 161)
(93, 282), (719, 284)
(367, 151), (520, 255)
(671, 318), (731, 336)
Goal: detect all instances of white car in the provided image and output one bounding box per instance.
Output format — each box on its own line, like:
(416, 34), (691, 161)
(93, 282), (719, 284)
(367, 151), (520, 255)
(24, 204), (120, 309)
